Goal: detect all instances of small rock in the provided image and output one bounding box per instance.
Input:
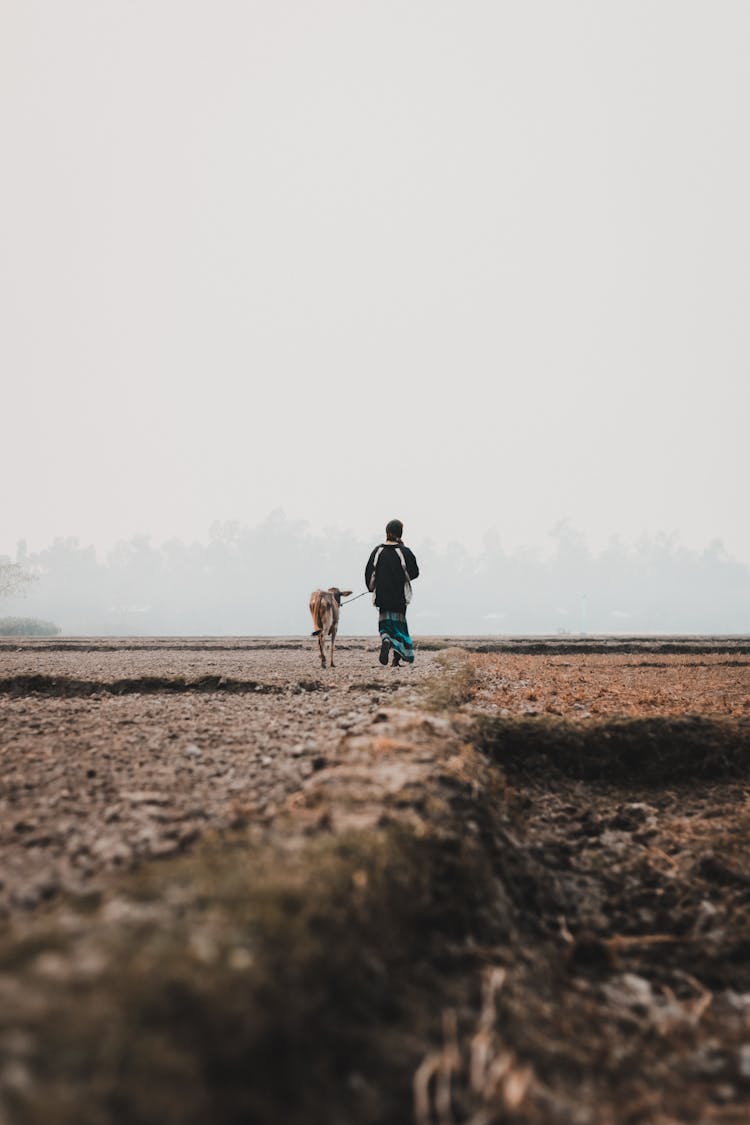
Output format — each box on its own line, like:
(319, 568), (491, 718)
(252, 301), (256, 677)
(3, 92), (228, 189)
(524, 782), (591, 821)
(73, 948), (108, 979)
(33, 952), (70, 981)
(687, 1044), (727, 1077)
(599, 829), (634, 856)
(122, 791), (170, 806)
(738, 1044), (750, 1080)
(228, 947), (254, 971)
(725, 991), (750, 1011)
(1, 1060), (32, 1095)
(189, 933), (218, 964)
(603, 973), (653, 1009)
(91, 837), (131, 865)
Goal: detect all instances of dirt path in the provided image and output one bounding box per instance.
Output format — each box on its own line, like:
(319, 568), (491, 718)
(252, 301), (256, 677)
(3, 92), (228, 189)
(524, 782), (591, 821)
(0, 640), (436, 918)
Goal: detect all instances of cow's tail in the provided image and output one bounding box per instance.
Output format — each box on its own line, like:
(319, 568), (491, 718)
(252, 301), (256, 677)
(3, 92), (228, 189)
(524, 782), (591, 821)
(309, 590), (323, 635)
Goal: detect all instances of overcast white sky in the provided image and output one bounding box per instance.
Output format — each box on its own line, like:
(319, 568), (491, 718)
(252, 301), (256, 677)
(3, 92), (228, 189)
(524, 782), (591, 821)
(2, 1), (748, 561)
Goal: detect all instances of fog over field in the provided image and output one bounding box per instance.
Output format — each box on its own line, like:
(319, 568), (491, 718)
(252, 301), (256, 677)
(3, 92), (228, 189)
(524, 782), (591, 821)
(1, 515), (748, 636)
(2, 3), (748, 631)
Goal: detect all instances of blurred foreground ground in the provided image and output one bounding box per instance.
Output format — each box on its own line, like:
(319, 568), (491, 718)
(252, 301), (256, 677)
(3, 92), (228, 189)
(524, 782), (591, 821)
(0, 637), (749, 1124)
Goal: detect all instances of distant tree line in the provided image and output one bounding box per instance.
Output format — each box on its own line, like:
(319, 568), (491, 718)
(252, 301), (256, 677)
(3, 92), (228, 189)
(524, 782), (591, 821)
(0, 561), (56, 635)
(1, 514), (748, 636)
(0, 560), (35, 599)
(0, 617), (60, 637)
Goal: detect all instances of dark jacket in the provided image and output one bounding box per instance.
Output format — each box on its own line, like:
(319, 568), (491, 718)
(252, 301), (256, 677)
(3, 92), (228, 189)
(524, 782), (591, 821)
(365, 541), (419, 613)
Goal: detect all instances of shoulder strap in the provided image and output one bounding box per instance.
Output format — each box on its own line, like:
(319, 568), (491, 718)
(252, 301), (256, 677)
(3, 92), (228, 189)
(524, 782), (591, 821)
(367, 546), (384, 591)
(395, 548), (413, 604)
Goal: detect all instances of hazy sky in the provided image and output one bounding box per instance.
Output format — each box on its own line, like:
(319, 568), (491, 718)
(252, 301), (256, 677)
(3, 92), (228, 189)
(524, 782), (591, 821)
(3, 2), (748, 561)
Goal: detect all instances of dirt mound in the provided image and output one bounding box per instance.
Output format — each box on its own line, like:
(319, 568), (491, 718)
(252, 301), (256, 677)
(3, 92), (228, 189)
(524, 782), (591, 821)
(0, 828), (506, 1125)
(478, 714), (750, 782)
(440, 637), (750, 656)
(0, 675), (327, 697)
(0, 710), (525, 1125)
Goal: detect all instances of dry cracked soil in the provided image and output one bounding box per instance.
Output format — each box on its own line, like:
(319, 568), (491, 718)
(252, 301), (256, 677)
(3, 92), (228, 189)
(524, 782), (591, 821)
(1, 635), (749, 1125)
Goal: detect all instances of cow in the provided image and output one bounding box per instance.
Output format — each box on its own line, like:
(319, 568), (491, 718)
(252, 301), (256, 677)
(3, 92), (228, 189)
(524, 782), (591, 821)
(309, 587), (352, 668)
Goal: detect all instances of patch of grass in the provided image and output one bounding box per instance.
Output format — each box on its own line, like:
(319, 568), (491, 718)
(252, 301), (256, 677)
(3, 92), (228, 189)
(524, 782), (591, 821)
(419, 648), (478, 712)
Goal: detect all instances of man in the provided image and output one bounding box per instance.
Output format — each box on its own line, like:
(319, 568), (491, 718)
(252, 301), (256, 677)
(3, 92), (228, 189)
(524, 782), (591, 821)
(365, 519), (419, 666)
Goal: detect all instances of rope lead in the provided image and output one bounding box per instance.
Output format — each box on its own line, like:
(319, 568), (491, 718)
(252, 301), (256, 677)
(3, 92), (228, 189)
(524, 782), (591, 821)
(341, 591), (368, 605)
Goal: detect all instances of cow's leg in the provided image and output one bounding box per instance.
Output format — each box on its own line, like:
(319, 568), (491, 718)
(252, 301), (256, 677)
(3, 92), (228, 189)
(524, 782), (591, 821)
(318, 631), (326, 668)
(330, 626), (337, 668)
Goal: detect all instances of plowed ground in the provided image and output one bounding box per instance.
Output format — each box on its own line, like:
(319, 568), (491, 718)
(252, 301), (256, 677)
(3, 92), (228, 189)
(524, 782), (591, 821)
(0, 639), (749, 1124)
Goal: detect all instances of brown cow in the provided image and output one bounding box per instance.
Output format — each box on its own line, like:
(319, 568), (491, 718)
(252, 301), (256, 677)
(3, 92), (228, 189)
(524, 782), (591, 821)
(309, 587), (352, 668)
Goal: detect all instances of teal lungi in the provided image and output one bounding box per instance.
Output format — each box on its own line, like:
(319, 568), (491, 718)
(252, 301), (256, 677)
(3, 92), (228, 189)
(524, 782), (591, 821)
(378, 610), (415, 663)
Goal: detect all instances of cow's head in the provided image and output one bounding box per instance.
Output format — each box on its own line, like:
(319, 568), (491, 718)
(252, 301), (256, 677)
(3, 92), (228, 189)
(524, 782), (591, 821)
(328, 587), (353, 604)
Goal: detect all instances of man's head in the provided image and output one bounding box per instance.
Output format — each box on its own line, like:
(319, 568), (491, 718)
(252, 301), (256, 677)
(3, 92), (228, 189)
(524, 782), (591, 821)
(385, 519), (403, 542)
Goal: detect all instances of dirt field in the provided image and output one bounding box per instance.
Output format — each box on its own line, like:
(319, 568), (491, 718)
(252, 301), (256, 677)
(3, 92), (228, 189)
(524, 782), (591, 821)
(1, 637), (749, 1124)
(0, 639), (438, 918)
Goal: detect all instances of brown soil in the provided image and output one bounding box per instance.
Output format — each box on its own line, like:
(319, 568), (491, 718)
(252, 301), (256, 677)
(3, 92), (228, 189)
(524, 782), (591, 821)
(0, 639), (749, 1124)
(471, 652), (750, 719)
(0, 640), (434, 918)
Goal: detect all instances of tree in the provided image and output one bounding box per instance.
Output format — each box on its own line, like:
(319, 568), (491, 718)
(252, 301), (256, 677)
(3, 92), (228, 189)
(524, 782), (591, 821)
(0, 561), (36, 598)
